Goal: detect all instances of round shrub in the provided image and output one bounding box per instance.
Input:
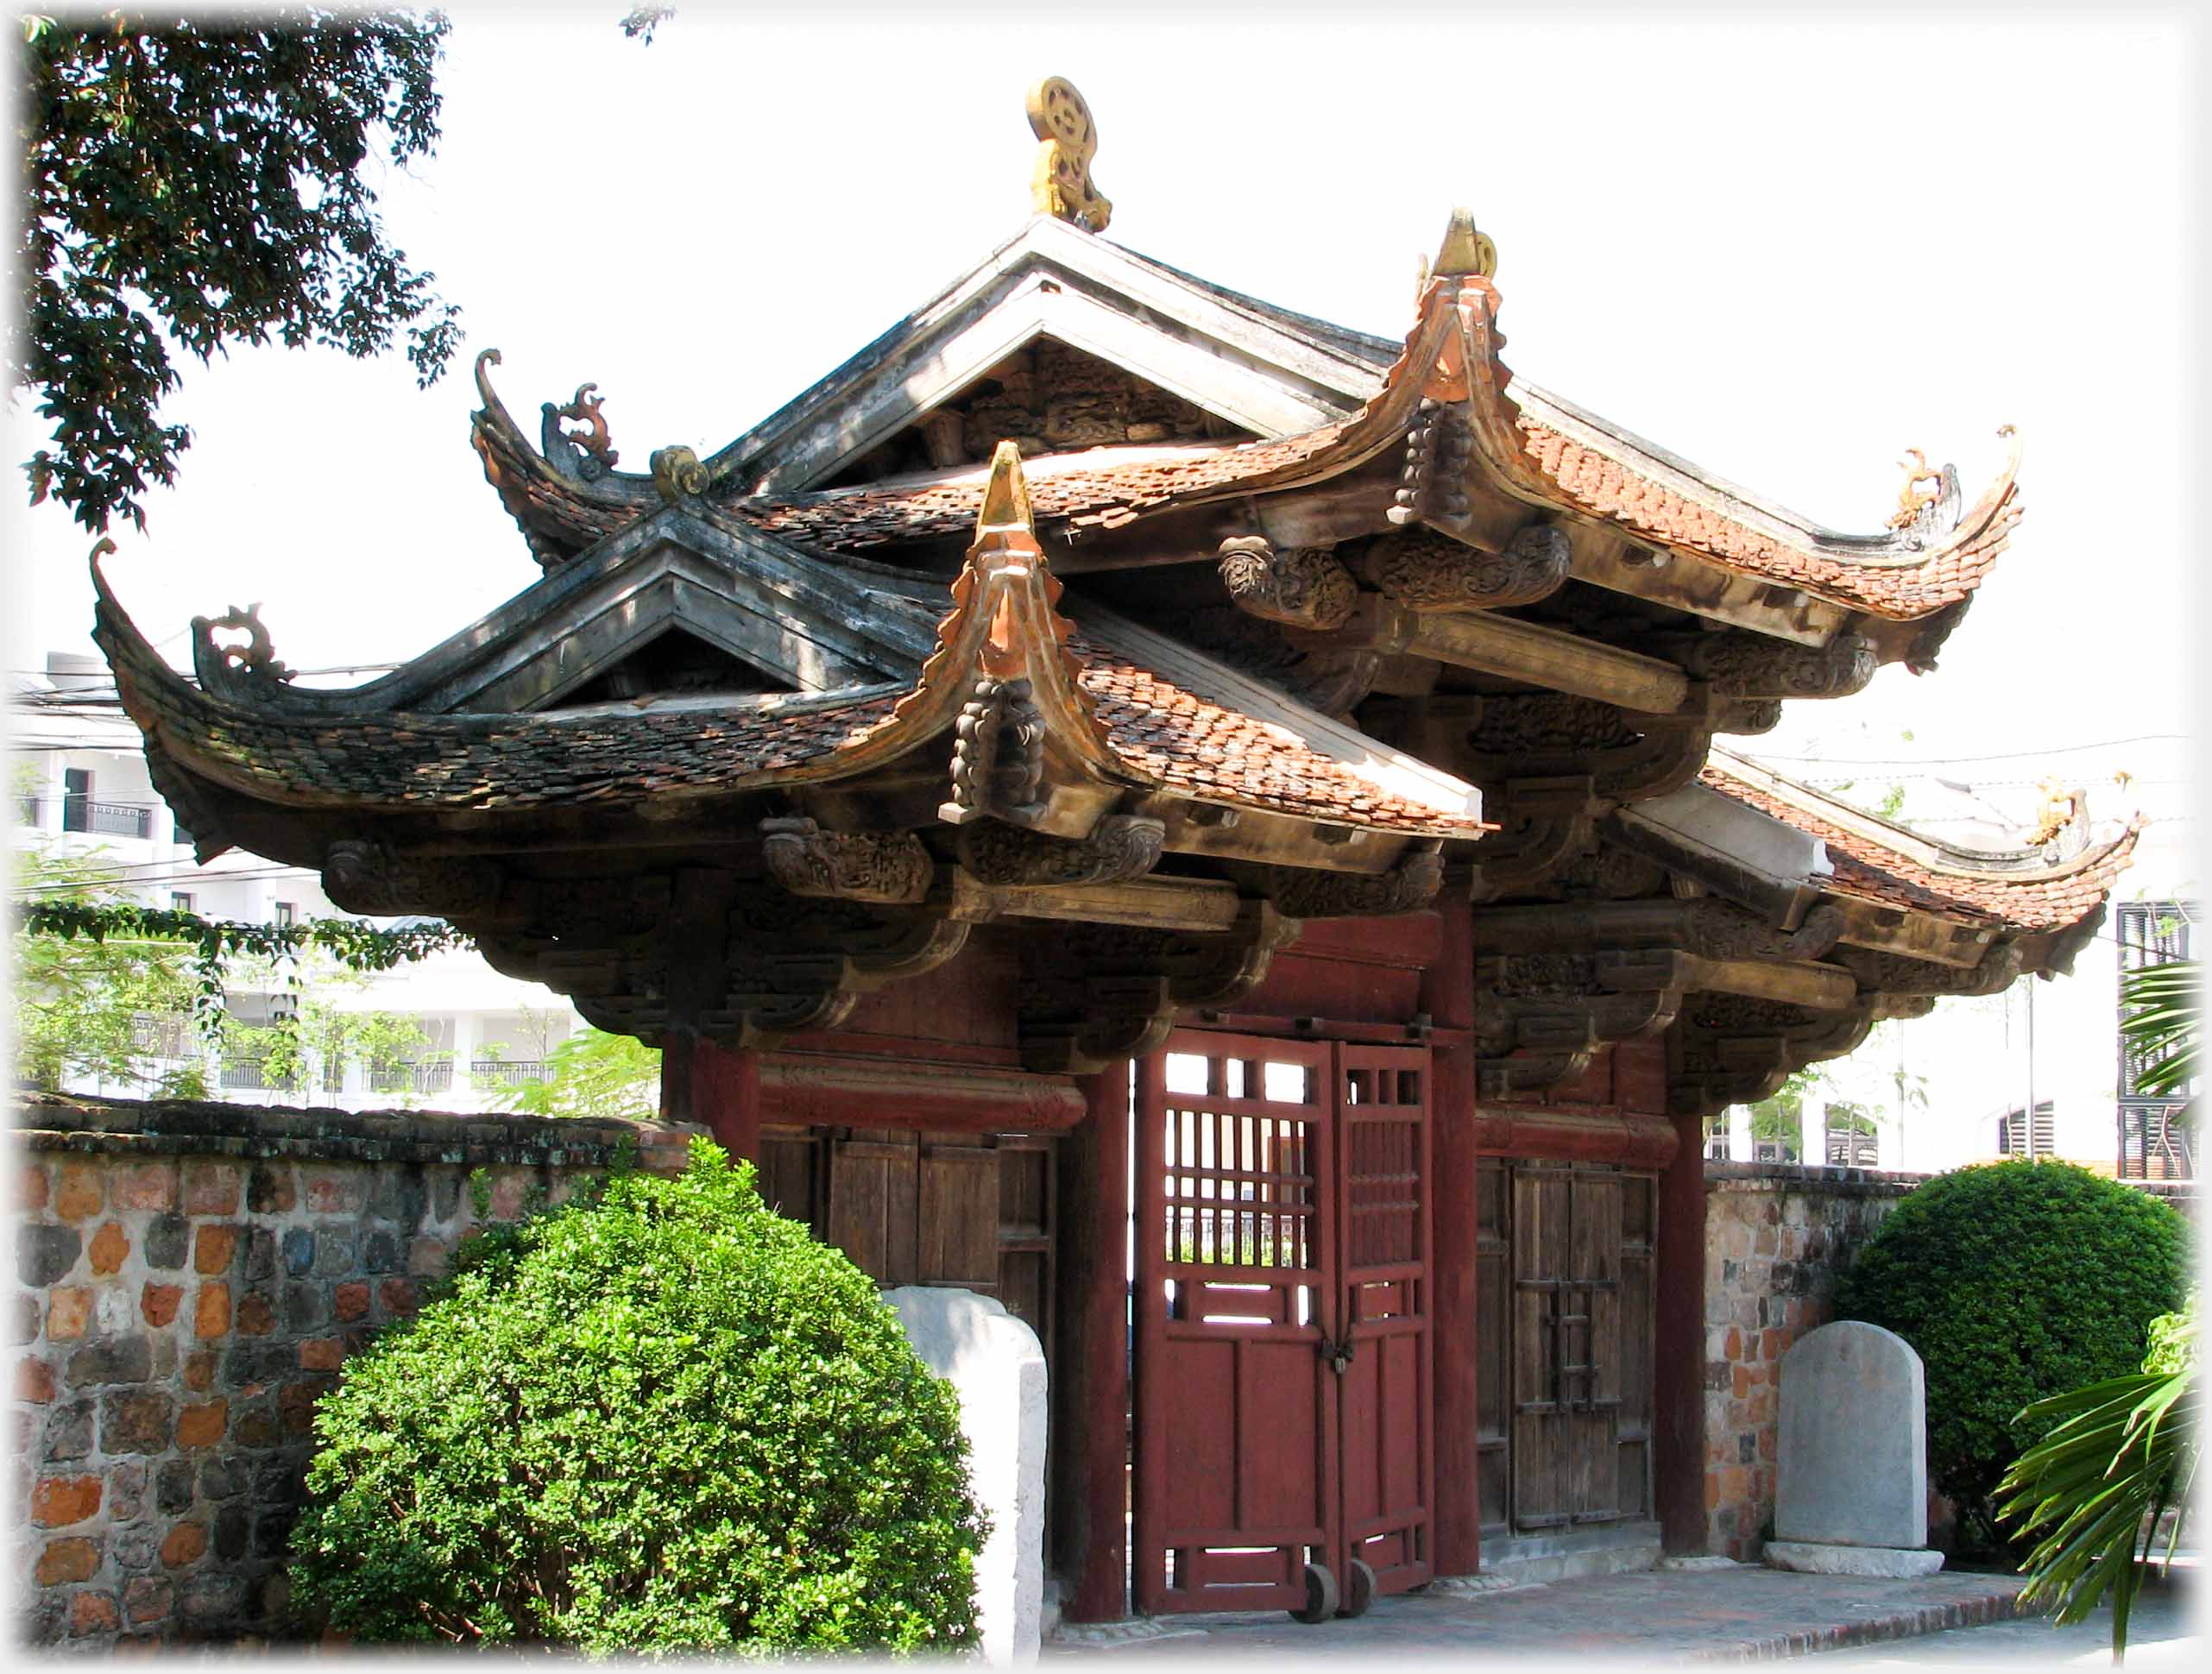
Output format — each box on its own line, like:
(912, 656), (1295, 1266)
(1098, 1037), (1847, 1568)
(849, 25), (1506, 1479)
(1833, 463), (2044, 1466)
(1833, 1160), (2187, 1547)
(287, 1141), (985, 1652)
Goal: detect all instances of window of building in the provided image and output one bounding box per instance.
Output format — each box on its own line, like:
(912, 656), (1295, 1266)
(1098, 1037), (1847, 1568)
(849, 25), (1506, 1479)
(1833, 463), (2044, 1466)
(1824, 1105), (1880, 1167)
(1996, 1101), (2057, 1159)
(273, 902), (296, 928)
(170, 891), (195, 914)
(2116, 900), (2196, 1180)
(60, 767), (91, 832)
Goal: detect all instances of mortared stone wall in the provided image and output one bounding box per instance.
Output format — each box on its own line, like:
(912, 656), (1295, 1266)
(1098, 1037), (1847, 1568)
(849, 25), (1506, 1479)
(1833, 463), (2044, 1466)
(9, 1093), (696, 1648)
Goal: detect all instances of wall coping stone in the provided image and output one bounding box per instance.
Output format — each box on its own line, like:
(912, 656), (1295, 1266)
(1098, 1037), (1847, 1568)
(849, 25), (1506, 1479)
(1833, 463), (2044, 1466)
(13, 1091), (704, 1168)
(1705, 1161), (1930, 1198)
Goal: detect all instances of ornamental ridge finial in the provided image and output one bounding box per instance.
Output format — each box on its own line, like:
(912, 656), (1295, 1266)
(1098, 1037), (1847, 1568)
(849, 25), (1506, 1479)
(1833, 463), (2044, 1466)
(976, 439), (1036, 538)
(1028, 77), (1111, 233)
(1432, 206), (1497, 280)
(1887, 448), (1945, 530)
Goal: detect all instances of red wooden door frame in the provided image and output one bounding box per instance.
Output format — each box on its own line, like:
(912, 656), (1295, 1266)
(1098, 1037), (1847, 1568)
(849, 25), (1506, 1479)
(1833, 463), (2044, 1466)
(1132, 1031), (1434, 1618)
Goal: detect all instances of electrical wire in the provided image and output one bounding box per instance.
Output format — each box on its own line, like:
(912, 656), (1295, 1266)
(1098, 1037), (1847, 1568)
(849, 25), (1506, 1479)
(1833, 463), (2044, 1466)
(1741, 734), (2191, 768)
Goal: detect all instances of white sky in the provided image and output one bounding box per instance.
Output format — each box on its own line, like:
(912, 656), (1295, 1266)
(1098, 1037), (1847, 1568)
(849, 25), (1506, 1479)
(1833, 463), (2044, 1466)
(4, 3), (2202, 870)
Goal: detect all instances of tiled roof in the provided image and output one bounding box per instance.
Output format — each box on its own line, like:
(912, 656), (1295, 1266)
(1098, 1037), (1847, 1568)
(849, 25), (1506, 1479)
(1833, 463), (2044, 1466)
(93, 572), (1480, 839)
(741, 432), (1351, 554)
(1073, 634), (1476, 835)
(1519, 421), (2021, 619)
(468, 252), (2020, 626)
(1701, 761), (2136, 932)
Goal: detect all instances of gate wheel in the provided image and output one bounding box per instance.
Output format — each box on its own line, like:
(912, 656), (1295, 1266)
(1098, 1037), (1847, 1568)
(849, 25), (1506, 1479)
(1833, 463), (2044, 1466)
(1337, 1558), (1376, 1619)
(1289, 1561), (1339, 1624)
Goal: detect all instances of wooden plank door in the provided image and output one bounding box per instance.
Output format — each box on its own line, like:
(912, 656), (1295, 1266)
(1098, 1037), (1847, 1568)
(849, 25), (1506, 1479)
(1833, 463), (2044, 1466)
(1509, 1164), (1572, 1530)
(1334, 1044), (1434, 1598)
(1509, 1163), (1633, 1531)
(1134, 1032), (1337, 1615)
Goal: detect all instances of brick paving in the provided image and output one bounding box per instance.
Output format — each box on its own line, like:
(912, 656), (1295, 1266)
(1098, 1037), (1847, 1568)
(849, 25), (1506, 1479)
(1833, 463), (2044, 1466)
(1049, 1563), (2047, 1664)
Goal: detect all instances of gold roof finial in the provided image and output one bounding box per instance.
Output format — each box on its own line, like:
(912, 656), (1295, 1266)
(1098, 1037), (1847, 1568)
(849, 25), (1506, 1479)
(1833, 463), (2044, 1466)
(1028, 77), (1111, 233)
(1432, 206), (1497, 280)
(976, 439), (1037, 538)
(1887, 448), (1945, 530)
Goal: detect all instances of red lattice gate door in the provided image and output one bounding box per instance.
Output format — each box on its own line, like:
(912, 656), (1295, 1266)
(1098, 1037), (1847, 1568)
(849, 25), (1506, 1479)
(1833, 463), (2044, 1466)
(1133, 1031), (1433, 1621)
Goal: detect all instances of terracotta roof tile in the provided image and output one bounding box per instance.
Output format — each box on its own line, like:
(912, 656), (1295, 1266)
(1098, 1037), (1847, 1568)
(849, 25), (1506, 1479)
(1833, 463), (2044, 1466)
(1522, 425), (2021, 619)
(1701, 763), (2135, 932)
(98, 595), (1473, 838)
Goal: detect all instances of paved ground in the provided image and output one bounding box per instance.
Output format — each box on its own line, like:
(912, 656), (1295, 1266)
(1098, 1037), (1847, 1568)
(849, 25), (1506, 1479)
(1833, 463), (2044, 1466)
(1049, 1561), (2203, 1665)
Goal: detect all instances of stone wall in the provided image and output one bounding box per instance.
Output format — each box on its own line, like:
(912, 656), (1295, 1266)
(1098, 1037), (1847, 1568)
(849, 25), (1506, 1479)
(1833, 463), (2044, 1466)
(1699, 1163), (2198, 1563)
(1699, 1161), (1925, 1563)
(9, 1093), (697, 1649)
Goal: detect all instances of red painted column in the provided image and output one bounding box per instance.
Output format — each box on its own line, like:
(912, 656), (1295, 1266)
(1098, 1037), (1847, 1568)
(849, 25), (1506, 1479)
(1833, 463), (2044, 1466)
(662, 1030), (763, 1165)
(1056, 1065), (1131, 1621)
(1420, 880), (1482, 1577)
(1653, 1109), (1709, 1553)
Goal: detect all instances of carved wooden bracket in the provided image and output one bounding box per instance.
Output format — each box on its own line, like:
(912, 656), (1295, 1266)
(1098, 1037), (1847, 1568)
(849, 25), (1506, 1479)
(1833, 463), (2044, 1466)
(955, 814), (1166, 888)
(1361, 522), (1572, 613)
(760, 817), (933, 905)
(322, 839), (502, 919)
(470, 868), (970, 1054)
(1215, 536), (1358, 630)
(1469, 776), (1598, 903)
(1474, 947), (1691, 1099)
(1454, 689), (1723, 807)
(1646, 631), (1877, 700)
(1244, 840), (1445, 918)
(1667, 995), (1881, 1119)
(1018, 900), (1301, 1073)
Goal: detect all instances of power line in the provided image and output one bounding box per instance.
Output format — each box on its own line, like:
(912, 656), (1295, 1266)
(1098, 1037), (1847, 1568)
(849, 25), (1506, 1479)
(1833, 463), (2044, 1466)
(1743, 734), (2190, 768)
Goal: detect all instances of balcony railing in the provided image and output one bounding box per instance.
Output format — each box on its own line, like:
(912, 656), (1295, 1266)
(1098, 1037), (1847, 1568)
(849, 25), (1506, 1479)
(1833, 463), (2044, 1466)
(470, 1060), (549, 1087)
(367, 1060), (455, 1096)
(220, 1059), (301, 1092)
(60, 798), (152, 840)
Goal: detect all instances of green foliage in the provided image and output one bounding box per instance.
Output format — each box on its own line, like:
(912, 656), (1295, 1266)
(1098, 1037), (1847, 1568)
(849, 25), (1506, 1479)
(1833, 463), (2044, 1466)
(2000, 1295), (2197, 1658)
(12, 841), (205, 1091)
(17, 892), (470, 1033)
(2121, 958), (2198, 1101)
(1834, 1161), (2189, 1552)
(287, 1142), (984, 1652)
(500, 1026), (661, 1121)
(18, 8), (462, 532)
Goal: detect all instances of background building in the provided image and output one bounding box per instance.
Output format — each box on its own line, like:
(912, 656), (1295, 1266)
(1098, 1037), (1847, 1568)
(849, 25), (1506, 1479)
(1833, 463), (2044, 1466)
(12, 651), (592, 1111)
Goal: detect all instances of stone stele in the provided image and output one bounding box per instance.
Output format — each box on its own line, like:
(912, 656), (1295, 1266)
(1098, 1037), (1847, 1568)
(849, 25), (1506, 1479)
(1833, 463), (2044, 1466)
(883, 1286), (1048, 1665)
(1765, 1319), (1944, 1578)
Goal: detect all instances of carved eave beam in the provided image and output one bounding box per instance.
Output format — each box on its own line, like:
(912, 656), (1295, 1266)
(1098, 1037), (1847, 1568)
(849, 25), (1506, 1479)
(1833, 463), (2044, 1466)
(1453, 688), (1730, 809)
(1018, 900), (1301, 1073)
(1293, 594), (1688, 714)
(1639, 629), (1877, 702)
(1476, 896), (1858, 1013)
(1829, 896), (2004, 968)
(1834, 940), (2025, 1000)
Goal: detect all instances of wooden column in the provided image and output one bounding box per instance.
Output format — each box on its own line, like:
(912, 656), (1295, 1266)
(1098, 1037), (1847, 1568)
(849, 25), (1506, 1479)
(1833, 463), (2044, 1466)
(1421, 879), (1482, 1578)
(1653, 1110), (1709, 1553)
(1055, 1066), (1131, 1622)
(662, 1030), (763, 1164)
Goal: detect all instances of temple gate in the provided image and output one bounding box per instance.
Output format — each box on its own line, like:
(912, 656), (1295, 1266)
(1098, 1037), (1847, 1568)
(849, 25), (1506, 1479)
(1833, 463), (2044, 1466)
(86, 76), (2138, 1627)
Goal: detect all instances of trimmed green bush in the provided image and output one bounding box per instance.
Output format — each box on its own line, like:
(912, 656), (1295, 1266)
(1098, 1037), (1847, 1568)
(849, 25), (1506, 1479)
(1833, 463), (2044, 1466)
(1833, 1160), (2187, 1551)
(287, 1140), (985, 1652)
